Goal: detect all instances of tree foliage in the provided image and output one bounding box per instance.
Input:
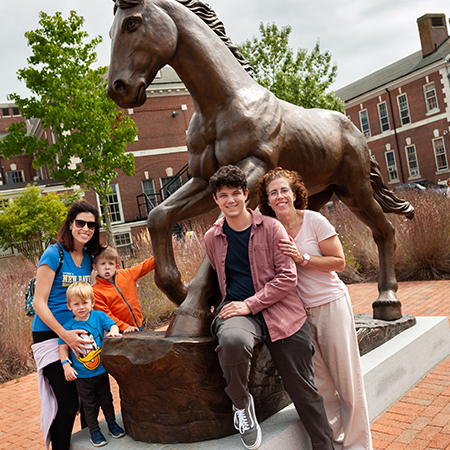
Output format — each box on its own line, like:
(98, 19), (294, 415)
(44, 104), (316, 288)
(0, 185), (83, 263)
(239, 23), (344, 112)
(0, 11), (138, 244)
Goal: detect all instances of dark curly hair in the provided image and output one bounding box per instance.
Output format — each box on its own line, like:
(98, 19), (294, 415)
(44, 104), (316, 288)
(56, 201), (102, 256)
(209, 165), (247, 196)
(257, 167), (308, 217)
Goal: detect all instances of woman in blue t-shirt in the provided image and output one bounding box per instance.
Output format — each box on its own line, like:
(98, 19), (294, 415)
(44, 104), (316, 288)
(31, 201), (102, 450)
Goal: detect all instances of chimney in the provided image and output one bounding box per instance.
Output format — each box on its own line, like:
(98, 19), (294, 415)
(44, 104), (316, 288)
(417, 13), (449, 57)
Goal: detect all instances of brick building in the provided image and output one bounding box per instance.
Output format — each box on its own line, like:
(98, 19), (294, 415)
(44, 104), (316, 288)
(335, 13), (450, 188)
(0, 66), (216, 255)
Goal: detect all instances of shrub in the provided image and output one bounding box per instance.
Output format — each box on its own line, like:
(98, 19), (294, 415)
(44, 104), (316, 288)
(0, 259), (36, 383)
(322, 191), (450, 282)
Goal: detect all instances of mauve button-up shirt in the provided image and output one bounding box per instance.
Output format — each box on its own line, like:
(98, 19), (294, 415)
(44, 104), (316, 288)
(204, 210), (307, 342)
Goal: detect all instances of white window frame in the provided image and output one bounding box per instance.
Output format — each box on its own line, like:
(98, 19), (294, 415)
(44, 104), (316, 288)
(397, 93), (411, 126)
(377, 102), (390, 132)
(385, 151), (399, 182)
(432, 137), (449, 172)
(405, 145), (420, 178)
(97, 184), (124, 225)
(424, 83), (438, 113)
(141, 179), (158, 213)
(114, 232), (133, 248)
(6, 170), (24, 184)
(359, 109), (371, 138)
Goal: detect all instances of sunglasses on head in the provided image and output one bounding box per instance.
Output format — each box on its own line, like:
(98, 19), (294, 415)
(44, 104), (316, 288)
(74, 219), (96, 230)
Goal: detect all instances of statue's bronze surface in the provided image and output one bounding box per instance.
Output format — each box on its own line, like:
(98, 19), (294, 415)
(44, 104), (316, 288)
(108, 0), (414, 334)
(102, 332), (291, 443)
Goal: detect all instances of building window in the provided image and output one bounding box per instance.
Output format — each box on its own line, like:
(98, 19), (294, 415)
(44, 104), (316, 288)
(397, 94), (411, 125)
(359, 109), (371, 138)
(424, 83), (438, 113)
(2, 108), (10, 117)
(161, 176), (182, 200)
(433, 137), (449, 172)
(114, 232), (132, 248)
(11, 107), (20, 116)
(377, 102), (390, 132)
(6, 170), (24, 184)
(405, 145), (419, 177)
(142, 179), (158, 213)
(385, 151), (399, 182)
(99, 184), (124, 224)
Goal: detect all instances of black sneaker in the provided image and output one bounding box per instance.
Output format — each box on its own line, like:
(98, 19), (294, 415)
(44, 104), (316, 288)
(108, 420), (125, 438)
(233, 394), (262, 450)
(90, 428), (107, 447)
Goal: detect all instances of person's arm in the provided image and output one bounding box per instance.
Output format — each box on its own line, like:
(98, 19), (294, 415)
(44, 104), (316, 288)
(34, 264), (92, 357)
(124, 257), (155, 281)
(106, 324), (121, 337)
(59, 344), (78, 381)
(278, 234), (345, 272)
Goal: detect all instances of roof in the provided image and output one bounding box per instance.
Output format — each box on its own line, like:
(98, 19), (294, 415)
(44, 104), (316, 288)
(335, 38), (450, 102)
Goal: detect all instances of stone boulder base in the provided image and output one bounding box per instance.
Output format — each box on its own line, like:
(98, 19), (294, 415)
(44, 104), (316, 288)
(102, 331), (291, 444)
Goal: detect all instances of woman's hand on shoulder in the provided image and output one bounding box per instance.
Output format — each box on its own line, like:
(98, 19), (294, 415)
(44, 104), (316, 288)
(278, 237), (302, 264)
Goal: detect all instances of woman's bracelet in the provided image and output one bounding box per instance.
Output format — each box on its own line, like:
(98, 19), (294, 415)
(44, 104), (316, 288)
(61, 358), (71, 366)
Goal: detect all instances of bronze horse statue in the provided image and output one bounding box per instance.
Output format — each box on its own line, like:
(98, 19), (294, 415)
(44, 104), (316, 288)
(107, 0), (414, 336)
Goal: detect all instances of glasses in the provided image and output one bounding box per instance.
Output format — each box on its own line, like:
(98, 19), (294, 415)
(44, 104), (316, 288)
(74, 219), (96, 230)
(267, 187), (292, 198)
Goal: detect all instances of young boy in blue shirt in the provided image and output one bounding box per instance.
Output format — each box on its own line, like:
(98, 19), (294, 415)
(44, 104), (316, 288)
(59, 281), (125, 447)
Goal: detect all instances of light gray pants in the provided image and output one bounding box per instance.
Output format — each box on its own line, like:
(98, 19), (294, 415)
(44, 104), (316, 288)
(307, 294), (372, 450)
(212, 314), (334, 450)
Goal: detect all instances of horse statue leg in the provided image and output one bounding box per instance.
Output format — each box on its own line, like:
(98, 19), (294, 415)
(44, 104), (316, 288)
(148, 176), (218, 334)
(335, 182), (402, 320)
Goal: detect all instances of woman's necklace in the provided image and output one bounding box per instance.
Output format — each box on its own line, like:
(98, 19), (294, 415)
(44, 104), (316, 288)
(286, 213), (298, 229)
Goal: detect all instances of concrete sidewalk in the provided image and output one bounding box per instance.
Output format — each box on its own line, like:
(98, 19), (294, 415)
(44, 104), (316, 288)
(1, 280), (450, 450)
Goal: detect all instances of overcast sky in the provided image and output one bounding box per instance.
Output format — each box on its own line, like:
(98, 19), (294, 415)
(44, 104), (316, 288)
(1, 0), (449, 104)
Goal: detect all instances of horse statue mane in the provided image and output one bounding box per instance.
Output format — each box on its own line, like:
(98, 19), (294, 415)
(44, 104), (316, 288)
(112, 0), (254, 76)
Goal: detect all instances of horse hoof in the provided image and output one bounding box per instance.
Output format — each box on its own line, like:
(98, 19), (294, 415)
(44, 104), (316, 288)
(165, 307), (213, 337)
(372, 291), (402, 321)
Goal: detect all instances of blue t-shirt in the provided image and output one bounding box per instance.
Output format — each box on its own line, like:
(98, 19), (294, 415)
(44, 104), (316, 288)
(32, 245), (92, 332)
(58, 310), (116, 378)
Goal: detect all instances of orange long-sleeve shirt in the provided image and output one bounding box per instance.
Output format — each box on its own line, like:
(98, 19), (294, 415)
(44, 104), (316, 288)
(93, 257), (155, 332)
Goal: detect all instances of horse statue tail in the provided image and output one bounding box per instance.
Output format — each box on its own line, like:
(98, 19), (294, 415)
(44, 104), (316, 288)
(370, 159), (414, 219)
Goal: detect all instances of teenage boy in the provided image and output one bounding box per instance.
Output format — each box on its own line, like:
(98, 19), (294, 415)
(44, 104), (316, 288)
(59, 281), (125, 447)
(204, 165), (334, 450)
(92, 246), (155, 333)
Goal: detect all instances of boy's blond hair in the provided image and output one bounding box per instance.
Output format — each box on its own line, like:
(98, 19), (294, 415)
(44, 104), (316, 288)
(66, 281), (94, 304)
(93, 246), (119, 265)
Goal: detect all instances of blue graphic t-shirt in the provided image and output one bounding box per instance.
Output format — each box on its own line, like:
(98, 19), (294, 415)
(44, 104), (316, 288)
(32, 245), (92, 332)
(58, 310), (116, 378)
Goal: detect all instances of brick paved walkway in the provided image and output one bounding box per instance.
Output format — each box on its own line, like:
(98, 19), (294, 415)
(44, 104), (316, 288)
(1, 280), (450, 449)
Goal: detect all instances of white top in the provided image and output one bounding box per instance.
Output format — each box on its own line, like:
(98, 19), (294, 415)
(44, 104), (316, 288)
(294, 210), (348, 308)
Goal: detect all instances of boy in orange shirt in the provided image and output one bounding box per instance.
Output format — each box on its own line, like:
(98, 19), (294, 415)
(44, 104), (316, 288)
(93, 246), (155, 333)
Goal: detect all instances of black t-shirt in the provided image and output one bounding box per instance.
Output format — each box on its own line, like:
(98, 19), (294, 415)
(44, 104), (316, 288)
(222, 220), (255, 306)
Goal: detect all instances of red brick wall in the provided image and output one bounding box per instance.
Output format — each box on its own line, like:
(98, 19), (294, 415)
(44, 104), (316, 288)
(345, 69), (450, 186)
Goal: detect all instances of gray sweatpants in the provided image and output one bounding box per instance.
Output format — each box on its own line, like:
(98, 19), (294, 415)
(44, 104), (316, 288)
(212, 314), (334, 450)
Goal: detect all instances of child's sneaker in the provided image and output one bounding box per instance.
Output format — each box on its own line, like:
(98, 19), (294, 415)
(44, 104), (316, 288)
(108, 420), (125, 438)
(90, 428), (107, 447)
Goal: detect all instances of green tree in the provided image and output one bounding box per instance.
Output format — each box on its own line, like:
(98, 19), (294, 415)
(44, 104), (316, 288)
(239, 23), (344, 112)
(0, 11), (137, 245)
(0, 184), (83, 263)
